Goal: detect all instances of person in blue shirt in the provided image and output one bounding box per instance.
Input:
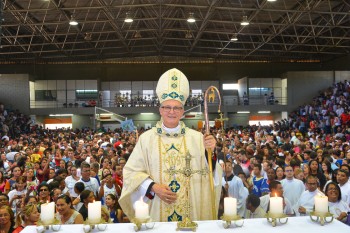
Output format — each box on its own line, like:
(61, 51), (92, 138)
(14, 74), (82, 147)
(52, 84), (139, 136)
(252, 164), (267, 197)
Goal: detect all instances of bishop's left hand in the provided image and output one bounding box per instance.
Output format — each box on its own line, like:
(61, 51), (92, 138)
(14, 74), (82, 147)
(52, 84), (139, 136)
(203, 134), (216, 152)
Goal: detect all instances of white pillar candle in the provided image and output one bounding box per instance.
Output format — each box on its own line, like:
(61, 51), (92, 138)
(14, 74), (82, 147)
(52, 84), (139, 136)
(40, 202), (55, 225)
(269, 196), (283, 215)
(314, 195), (328, 213)
(224, 197), (237, 216)
(135, 199), (149, 219)
(88, 201), (101, 224)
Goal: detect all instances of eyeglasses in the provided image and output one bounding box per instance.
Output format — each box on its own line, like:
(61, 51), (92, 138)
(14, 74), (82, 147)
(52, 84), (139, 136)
(40, 189), (48, 192)
(0, 213), (10, 217)
(285, 170), (293, 172)
(327, 188), (338, 192)
(160, 106), (183, 113)
(307, 183), (317, 186)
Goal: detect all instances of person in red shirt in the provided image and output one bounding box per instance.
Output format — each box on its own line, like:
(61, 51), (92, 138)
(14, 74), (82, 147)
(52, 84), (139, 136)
(36, 157), (50, 184)
(113, 163), (123, 196)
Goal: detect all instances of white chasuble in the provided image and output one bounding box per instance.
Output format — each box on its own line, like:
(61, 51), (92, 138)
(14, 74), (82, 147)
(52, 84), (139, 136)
(119, 121), (222, 222)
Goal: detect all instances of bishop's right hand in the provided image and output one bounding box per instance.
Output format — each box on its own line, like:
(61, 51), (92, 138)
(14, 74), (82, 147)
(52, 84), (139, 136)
(152, 183), (177, 205)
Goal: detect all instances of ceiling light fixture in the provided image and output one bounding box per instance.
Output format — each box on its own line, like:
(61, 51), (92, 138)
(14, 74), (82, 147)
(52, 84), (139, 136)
(69, 15), (78, 26)
(185, 30), (193, 39)
(240, 16), (249, 26)
(187, 12), (196, 23)
(230, 33), (238, 41)
(124, 12), (133, 23)
(258, 111), (271, 114)
(84, 32), (92, 41)
(267, 0), (277, 2)
(237, 111), (250, 114)
(134, 31), (141, 38)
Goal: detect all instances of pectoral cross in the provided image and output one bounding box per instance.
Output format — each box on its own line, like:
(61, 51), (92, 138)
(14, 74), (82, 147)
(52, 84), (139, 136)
(164, 151), (209, 231)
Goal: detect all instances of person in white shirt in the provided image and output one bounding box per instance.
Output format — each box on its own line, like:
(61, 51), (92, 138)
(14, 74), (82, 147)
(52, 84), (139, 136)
(336, 169), (350, 206)
(222, 161), (248, 217)
(245, 194), (266, 219)
(259, 180), (294, 216)
(325, 182), (350, 222)
(65, 166), (80, 198)
(79, 163), (99, 197)
(295, 175), (324, 216)
(281, 165), (305, 208)
(8, 177), (27, 215)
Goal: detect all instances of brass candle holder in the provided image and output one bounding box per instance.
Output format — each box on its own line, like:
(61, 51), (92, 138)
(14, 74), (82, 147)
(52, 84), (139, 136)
(310, 210), (334, 226)
(36, 218), (61, 233)
(220, 214), (244, 229)
(132, 217), (155, 232)
(176, 217), (198, 231)
(266, 212), (288, 227)
(83, 218), (108, 233)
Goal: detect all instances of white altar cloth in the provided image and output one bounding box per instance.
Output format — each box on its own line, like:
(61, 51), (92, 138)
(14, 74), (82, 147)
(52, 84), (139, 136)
(21, 216), (349, 233)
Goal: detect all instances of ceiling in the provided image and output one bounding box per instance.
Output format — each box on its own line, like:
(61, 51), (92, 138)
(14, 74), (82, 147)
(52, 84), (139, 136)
(1, 0), (350, 63)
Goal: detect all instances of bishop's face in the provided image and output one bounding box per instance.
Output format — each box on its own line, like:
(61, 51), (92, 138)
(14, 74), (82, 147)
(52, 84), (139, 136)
(159, 100), (184, 128)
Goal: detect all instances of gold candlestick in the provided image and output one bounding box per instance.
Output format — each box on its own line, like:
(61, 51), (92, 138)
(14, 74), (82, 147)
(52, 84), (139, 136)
(132, 217), (155, 232)
(36, 218), (61, 233)
(266, 212), (288, 227)
(310, 210), (334, 226)
(83, 218), (108, 233)
(220, 214), (244, 229)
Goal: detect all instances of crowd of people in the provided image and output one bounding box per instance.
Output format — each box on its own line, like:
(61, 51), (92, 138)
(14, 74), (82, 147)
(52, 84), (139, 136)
(0, 79), (350, 232)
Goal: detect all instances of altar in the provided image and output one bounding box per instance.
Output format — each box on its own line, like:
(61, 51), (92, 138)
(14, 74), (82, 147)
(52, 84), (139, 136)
(21, 216), (349, 233)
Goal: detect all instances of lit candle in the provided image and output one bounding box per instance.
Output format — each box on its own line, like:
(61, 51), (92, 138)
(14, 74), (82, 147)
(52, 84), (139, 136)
(314, 195), (328, 213)
(224, 197), (237, 216)
(40, 202), (55, 225)
(88, 201), (101, 224)
(269, 194), (283, 215)
(135, 198), (149, 219)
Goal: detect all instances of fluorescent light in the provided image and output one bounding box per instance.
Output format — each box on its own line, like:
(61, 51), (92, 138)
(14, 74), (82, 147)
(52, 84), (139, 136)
(49, 114), (73, 117)
(240, 16), (249, 26)
(258, 111), (271, 114)
(222, 83), (239, 90)
(237, 111), (250, 114)
(230, 33), (238, 41)
(100, 113), (113, 116)
(188, 112), (202, 115)
(76, 90), (97, 92)
(141, 113), (154, 115)
(125, 12), (133, 23)
(267, 0), (277, 2)
(69, 15), (78, 26)
(187, 13), (196, 23)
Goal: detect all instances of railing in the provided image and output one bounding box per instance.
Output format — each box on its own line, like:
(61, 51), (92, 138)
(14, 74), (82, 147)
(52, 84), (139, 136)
(29, 95), (287, 109)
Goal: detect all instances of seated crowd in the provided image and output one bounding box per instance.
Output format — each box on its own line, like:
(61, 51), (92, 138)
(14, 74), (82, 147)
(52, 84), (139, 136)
(0, 81), (350, 232)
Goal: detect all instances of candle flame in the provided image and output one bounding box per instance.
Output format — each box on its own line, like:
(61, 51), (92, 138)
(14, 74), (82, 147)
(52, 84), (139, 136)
(275, 193), (277, 197)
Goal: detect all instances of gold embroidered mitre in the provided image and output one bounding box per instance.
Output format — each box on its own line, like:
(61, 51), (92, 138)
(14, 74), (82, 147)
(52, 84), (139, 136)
(156, 68), (189, 105)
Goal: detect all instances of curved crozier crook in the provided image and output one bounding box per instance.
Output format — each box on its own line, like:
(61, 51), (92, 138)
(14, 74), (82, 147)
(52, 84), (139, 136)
(204, 86), (222, 134)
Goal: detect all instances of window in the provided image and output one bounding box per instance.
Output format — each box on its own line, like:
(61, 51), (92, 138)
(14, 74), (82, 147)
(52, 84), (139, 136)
(142, 90), (154, 99)
(76, 90), (98, 100)
(120, 90), (131, 100)
(191, 89), (202, 97)
(35, 90), (57, 101)
(222, 84), (239, 90)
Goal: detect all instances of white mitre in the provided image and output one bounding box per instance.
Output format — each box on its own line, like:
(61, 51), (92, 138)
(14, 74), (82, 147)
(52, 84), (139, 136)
(156, 68), (189, 105)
